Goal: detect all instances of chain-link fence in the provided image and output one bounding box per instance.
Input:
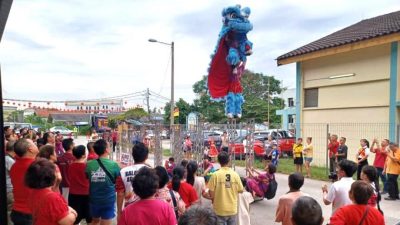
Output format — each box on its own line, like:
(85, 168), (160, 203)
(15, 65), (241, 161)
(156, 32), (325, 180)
(114, 121), (400, 175)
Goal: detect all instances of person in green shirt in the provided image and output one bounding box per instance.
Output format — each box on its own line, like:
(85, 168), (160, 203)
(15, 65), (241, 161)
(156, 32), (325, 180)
(86, 139), (120, 225)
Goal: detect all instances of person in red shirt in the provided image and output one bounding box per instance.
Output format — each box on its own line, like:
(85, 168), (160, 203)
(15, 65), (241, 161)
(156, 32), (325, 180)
(330, 180), (384, 225)
(26, 158), (77, 225)
(10, 138), (39, 225)
(68, 145), (92, 225)
(57, 138), (76, 201)
(328, 134), (339, 173)
(112, 129), (118, 152)
(118, 167), (176, 225)
(38, 145), (63, 193)
(169, 166), (198, 208)
(87, 141), (98, 160)
(370, 138), (388, 194)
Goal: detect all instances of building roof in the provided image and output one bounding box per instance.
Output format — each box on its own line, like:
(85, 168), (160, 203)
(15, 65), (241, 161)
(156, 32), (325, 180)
(49, 113), (91, 122)
(277, 10), (400, 64)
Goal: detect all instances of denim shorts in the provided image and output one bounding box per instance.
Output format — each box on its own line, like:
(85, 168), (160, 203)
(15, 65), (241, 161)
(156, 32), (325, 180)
(304, 157), (313, 163)
(90, 202), (115, 220)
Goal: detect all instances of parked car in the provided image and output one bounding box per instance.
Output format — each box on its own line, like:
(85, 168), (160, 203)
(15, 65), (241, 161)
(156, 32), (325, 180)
(253, 130), (295, 156)
(229, 136), (265, 159)
(49, 126), (74, 137)
(187, 131), (222, 149)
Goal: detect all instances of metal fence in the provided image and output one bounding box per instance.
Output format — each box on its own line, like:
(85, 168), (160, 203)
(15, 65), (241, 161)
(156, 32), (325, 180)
(114, 121), (400, 175)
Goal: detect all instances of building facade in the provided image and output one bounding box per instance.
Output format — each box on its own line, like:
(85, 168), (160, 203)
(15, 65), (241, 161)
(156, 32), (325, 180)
(277, 11), (400, 166)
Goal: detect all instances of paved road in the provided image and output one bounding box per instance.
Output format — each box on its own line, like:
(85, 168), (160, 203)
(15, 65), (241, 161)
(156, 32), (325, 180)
(75, 137), (400, 225)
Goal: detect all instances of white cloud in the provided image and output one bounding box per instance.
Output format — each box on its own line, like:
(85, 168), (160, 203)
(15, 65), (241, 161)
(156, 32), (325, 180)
(1, 0), (399, 108)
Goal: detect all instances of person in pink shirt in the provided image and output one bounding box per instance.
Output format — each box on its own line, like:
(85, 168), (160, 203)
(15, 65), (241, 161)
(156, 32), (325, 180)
(275, 173), (308, 225)
(118, 167), (176, 225)
(370, 138), (388, 194)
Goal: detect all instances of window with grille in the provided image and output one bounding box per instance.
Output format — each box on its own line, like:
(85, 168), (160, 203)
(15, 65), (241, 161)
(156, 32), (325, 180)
(304, 88), (318, 108)
(288, 98), (294, 107)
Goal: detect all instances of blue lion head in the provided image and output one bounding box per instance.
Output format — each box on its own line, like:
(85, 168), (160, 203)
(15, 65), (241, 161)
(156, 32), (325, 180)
(221, 5), (253, 34)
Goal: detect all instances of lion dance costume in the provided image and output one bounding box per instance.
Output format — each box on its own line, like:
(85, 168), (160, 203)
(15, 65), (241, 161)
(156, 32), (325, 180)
(208, 5), (253, 118)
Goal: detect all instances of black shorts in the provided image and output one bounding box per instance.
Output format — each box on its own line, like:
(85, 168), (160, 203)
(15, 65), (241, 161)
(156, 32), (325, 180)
(263, 154), (272, 160)
(221, 147), (229, 153)
(68, 194), (92, 224)
(294, 157), (303, 165)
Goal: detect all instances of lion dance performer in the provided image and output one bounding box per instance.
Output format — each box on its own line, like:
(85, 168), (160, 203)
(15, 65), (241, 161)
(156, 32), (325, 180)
(208, 5), (253, 118)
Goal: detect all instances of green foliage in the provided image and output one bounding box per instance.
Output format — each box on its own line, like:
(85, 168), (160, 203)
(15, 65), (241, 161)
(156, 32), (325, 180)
(110, 108), (148, 122)
(78, 125), (91, 135)
(189, 70), (284, 124)
(164, 98), (193, 125)
(108, 118), (118, 129)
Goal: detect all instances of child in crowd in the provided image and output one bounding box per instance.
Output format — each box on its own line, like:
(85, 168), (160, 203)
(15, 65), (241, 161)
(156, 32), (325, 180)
(68, 145), (92, 224)
(361, 165), (382, 212)
(245, 163), (277, 199)
(164, 157), (175, 179)
(293, 138), (304, 173)
(270, 144), (280, 166)
(200, 155), (215, 182)
(303, 137), (314, 178)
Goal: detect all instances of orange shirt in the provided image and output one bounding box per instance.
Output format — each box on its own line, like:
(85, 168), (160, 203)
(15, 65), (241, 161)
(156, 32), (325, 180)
(385, 150), (400, 175)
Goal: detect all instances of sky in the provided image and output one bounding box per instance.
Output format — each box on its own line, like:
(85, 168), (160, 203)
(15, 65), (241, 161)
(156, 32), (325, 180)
(0, 0), (399, 109)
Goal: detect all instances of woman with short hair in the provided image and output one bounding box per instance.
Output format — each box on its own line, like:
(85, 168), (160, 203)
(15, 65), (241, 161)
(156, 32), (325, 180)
(25, 158), (77, 225)
(118, 167), (176, 225)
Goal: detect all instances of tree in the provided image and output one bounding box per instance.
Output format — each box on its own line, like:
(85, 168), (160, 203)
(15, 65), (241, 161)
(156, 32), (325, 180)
(163, 98), (192, 125)
(110, 107), (148, 122)
(191, 70), (284, 124)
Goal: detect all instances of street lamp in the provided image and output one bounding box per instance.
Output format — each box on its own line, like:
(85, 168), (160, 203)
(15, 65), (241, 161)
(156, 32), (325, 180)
(148, 38), (175, 154)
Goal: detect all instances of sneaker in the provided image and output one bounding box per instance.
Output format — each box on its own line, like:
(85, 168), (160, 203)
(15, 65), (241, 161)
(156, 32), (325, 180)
(384, 197), (397, 201)
(380, 191), (388, 195)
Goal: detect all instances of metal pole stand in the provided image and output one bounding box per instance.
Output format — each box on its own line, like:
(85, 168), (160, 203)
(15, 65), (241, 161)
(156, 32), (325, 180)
(154, 121), (162, 167)
(227, 118), (237, 171)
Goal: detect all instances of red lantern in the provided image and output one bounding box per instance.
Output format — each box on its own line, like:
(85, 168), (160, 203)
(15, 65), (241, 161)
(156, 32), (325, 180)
(23, 104), (26, 107)
(47, 102), (50, 105)
(12, 102), (15, 105)
(18, 103), (21, 106)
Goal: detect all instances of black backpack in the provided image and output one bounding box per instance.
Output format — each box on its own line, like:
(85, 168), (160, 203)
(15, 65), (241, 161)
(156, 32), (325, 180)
(264, 175), (278, 200)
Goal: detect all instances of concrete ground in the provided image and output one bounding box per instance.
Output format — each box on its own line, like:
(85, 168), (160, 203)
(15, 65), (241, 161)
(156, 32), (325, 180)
(75, 136), (400, 225)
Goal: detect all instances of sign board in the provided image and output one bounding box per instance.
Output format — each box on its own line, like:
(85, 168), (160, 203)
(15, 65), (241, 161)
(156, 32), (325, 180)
(120, 153), (130, 165)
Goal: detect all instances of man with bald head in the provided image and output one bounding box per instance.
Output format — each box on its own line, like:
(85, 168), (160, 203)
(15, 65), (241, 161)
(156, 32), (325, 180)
(10, 138), (39, 225)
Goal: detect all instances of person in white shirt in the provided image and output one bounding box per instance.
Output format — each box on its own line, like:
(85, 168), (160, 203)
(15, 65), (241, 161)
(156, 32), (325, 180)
(322, 159), (357, 215)
(116, 142), (150, 221)
(356, 139), (370, 180)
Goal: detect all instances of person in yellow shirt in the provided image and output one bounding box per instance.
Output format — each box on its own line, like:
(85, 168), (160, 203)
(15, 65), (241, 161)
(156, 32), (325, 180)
(303, 137), (313, 178)
(383, 142), (400, 200)
(293, 138), (304, 174)
(208, 151), (243, 225)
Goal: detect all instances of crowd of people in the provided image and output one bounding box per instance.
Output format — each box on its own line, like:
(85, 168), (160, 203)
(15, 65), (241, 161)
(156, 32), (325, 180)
(3, 126), (400, 225)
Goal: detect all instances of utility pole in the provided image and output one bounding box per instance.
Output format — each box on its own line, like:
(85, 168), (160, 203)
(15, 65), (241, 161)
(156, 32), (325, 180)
(146, 88), (151, 122)
(267, 76), (270, 125)
(170, 42), (175, 154)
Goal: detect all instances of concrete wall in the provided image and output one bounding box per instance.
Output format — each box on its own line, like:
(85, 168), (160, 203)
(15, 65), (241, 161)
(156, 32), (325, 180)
(299, 44), (392, 166)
